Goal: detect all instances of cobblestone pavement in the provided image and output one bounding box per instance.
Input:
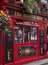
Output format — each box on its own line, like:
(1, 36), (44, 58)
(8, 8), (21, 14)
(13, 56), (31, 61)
(24, 58), (48, 65)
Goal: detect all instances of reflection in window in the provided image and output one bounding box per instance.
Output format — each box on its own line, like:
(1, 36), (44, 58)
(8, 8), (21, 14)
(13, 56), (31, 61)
(14, 26), (23, 43)
(31, 27), (37, 42)
(24, 27), (30, 42)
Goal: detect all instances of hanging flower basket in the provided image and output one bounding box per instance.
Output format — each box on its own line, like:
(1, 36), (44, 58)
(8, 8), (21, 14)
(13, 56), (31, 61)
(0, 10), (12, 33)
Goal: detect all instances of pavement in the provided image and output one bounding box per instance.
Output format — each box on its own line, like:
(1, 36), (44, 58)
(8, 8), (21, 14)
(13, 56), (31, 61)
(24, 58), (48, 65)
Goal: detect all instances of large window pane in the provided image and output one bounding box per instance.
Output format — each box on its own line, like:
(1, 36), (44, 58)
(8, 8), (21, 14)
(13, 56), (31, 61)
(14, 26), (23, 43)
(31, 27), (37, 42)
(24, 26), (30, 42)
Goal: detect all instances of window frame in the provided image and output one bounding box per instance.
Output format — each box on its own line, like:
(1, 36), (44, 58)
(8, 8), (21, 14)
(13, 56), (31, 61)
(14, 24), (38, 44)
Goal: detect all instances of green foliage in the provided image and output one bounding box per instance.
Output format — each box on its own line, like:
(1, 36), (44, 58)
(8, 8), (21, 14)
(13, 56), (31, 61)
(24, 0), (39, 14)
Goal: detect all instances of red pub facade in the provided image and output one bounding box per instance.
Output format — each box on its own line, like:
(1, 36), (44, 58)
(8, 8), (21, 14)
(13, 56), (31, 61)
(0, 0), (48, 65)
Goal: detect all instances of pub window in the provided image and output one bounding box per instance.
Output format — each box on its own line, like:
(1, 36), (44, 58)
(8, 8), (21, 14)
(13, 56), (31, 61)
(14, 26), (23, 43)
(44, 18), (47, 21)
(16, 0), (20, 1)
(47, 27), (48, 35)
(14, 11), (22, 16)
(24, 21), (31, 25)
(24, 26), (30, 42)
(40, 30), (44, 55)
(42, 17), (46, 21)
(31, 22), (38, 25)
(0, 33), (3, 46)
(16, 19), (23, 23)
(31, 27), (37, 42)
(41, 0), (47, 3)
(8, 0), (14, 3)
(32, 15), (37, 19)
(7, 8), (14, 15)
(41, 5), (47, 14)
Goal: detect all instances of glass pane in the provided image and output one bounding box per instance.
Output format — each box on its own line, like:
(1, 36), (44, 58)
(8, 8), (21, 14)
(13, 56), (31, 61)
(31, 22), (38, 25)
(40, 30), (44, 55)
(41, 0), (47, 3)
(47, 27), (48, 52)
(16, 0), (20, 1)
(24, 26), (30, 42)
(47, 27), (48, 35)
(14, 26), (23, 43)
(19, 46), (36, 57)
(15, 11), (22, 16)
(31, 27), (37, 42)
(0, 35), (3, 46)
(7, 8), (14, 15)
(8, 0), (14, 3)
(16, 19), (23, 24)
(24, 21), (31, 25)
